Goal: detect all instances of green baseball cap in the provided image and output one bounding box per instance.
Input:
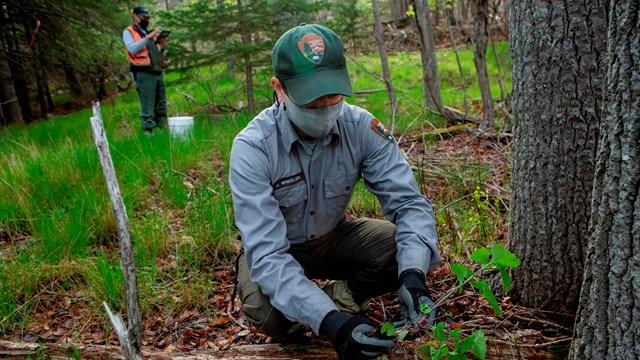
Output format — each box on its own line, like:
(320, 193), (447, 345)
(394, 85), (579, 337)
(272, 24), (353, 105)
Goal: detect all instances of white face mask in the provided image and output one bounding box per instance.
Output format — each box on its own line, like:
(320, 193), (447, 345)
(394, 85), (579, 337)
(285, 94), (343, 139)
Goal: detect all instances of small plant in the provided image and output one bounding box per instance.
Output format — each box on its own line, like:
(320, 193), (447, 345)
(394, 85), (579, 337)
(416, 323), (486, 360)
(467, 186), (502, 242)
(381, 243), (520, 360)
(447, 243), (520, 315)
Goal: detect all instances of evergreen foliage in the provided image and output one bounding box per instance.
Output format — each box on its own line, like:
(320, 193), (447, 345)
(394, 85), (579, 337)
(0, 0), (131, 122)
(327, 0), (372, 56)
(159, 0), (331, 110)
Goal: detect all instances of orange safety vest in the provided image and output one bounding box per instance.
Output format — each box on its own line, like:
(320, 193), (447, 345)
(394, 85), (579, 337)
(125, 25), (156, 66)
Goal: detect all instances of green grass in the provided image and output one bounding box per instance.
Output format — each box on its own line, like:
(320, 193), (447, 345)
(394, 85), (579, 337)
(348, 41), (511, 134)
(0, 42), (511, 335)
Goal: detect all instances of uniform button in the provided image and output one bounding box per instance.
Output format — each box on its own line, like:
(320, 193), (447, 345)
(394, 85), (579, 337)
(311, 185), (315, 189)
(310, 235), (315, 239)
(345, 186), (350, 190)
(310, 211), (315, 215)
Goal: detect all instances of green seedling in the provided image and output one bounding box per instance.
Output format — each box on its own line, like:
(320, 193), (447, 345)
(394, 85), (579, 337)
(381, 243), (519, 360)
(417, 323), (486, 360)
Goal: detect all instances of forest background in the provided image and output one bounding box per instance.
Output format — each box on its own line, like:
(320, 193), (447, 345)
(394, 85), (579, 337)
(0, 0), (637, 359)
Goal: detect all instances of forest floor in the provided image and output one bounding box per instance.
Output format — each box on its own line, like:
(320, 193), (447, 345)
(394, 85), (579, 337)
(0, 131), (573, 359)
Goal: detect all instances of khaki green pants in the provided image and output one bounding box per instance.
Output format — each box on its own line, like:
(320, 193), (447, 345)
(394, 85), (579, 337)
(134, 71), (167, 131)
(236, 218), (398, 338)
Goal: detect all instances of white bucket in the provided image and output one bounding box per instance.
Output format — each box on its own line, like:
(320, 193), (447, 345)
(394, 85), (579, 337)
(168, 116), (194, 139)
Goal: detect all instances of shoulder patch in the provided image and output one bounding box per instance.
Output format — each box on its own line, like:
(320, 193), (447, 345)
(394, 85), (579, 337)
(273, 172), (305, 190)
(370, 118), (394, 143)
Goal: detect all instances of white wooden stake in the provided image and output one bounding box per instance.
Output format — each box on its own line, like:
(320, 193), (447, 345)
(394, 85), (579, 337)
(90, 102), (143, 360)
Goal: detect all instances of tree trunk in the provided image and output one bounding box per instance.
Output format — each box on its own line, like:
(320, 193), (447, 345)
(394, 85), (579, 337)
(508, 0), (606, 318)
(91, 64), (108, 101)
(7, 23), (32, 123)
(391, 0), (409, 23)
(372, 0), (398, 133)
(414, 0), (443, 112)
(459, 0), (468, 23)
(44, 75), (54, 111)
(243, 51), (254, 114)
(434, 0), (441, 27)
(571, 2), (640, 358)
(474, 0), (495, 131)
(36, 67), (48, 118)
(441, 0), (469, 117)
(63, 64), (84, 98)
(0, 34), (23, 126)
(237, 0), (254, 114)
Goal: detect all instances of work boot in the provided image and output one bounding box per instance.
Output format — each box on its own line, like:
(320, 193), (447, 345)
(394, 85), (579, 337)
(322, 280), (370, 314)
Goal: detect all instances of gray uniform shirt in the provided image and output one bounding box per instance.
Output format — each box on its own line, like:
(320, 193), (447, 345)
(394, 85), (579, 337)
(229, 101), (441, 334)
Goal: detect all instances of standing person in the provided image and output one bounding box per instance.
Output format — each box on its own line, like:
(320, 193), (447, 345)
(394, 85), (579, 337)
(229, 24), (441, 359)
(122, 6), (168, 133)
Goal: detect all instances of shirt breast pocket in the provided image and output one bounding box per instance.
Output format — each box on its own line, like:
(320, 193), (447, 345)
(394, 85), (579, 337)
(272, 182), (308, 226)
(324, 172), (358, 217)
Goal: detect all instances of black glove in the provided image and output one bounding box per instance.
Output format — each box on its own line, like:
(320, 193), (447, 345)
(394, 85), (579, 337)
(321, 310), (394, 360)
(397, 269), (436, 327)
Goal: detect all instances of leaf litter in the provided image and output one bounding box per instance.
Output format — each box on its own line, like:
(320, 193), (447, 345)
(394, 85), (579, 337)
(0, 132), (572, 359)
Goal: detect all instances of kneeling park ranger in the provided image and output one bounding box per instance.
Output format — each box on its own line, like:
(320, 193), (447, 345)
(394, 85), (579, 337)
(229, 24), (441, 359)
(122, 6), (168, 133)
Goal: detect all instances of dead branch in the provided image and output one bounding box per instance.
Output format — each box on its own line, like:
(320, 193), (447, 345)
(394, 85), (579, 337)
(506, 313), (573, 332)
(174, 88), (203, 107)
(354, 88), (407, 95)
(400, 123), (475, 143)
(0, 339), (335, 359)
(490, 337), (572, 349)
(465, 126), (513, 141)
(173, 88), (239, 114)
(91, 102), (143, 360)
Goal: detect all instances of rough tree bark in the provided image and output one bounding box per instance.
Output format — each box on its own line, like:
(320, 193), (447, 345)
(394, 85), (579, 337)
(414, 0), (443, 112)
(473, 0), (495, 131)
(571, 2), (640, 358)
(508, 0), (606, 318)
(0, 34), (23, 126)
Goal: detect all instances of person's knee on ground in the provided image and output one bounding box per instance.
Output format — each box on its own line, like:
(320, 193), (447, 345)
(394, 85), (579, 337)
(236, 252), (297, 339)
(240, 296), (296, 339)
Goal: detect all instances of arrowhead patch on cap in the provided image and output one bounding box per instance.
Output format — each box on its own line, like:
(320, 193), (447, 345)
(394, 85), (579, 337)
(298, 34), (325, 64)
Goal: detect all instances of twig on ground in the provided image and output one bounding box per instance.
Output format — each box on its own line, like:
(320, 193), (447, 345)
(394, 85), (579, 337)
(490, 337), (572, 349)
(437, 194), (474, 214)
(0, 281), (54, 327)
(171, 169), (217, 194)
(224, 310), (251, 332)
(506, 313), (573, 332)
(465, 126), (513, 141)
